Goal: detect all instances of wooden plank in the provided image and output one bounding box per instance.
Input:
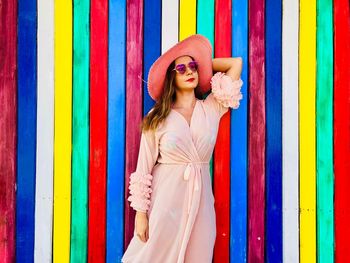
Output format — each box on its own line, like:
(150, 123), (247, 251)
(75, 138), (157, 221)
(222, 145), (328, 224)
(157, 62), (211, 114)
(265, 0), (282, 262)
(334, 0), (350, 261)
(161, 0), (178, 53)
(197, 0), (215, 183)
(140, 4), (160, 253)
(143, 0), (161, 112)
(35, 0), (54, 261)
(16, 0), (37, 261)
(70, 0), (90, 262)
(0, 0), (17, 261)
(179, 0), (196, 39)
(299, 0), (316, 261)
(197, 0), (215, 40)
(124, 0), (144, 248)
(316, 0), (334, 261)
(106, 0), (127, 261)
(230, 0), (248, 261)
(213, 0), (232, 261)
(248, 0), (266, 261)
(53, 0), (73, 261)
(88, 0), (108, 261)
(282, 0), (299, 261)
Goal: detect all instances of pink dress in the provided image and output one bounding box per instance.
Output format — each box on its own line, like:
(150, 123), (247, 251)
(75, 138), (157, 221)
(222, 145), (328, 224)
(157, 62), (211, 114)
(121, 73), (243, 263)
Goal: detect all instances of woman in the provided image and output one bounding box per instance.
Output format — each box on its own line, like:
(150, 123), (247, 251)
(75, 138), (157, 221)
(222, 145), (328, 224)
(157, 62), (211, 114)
(121, 34), (243, 263)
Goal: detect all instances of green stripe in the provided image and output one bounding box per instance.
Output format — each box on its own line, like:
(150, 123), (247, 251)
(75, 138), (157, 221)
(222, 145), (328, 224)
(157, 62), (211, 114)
(70, 0), (90, 262)
(316, 0), (334, 262)
(197, 0), (215, 181)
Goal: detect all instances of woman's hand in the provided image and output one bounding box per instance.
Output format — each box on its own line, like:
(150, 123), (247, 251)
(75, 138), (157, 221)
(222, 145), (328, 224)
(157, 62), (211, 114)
(135, 211), (149, 243)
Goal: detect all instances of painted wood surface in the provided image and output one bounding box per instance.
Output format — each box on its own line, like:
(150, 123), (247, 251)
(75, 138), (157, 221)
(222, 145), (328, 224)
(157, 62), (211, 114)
(143, 0), (161, 113)
(179, 0), (196, 40)
(2, 1), (349, 262)
(230, 0), (248, 262)
(282, 0), (299, 261)
(124, 0), (144, 248)
(16, 0), (37, 261)
(161, 0), (178, 53)
(265, 0), (282, 262)
(248, 0), (266, 261)
(316, 0), (334, 262)
(334, 0), (350, 262)
(299, 0), (316, 261)
(88, 0), (108, 261)
(106, 0), (127, 262)
(213, 0), (232, 262)
(197, 0), (215, 187)
(71, 0), (90, 262)
(0, 0), (17, 261)
(35, 0), (54, 261)
(53, 0), (72, 262)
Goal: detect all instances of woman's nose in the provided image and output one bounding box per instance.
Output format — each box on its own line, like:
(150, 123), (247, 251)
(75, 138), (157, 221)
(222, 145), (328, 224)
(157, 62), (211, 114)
(186, 66), (193, 75)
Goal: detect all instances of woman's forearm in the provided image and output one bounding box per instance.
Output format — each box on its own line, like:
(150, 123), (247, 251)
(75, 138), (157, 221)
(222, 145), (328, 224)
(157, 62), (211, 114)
(212, 57), (243, 81)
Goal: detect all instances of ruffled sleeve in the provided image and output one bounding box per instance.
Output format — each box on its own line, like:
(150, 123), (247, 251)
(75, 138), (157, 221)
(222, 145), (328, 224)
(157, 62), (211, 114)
(204, 71), (243, 118)
(127, 129), (159, 213)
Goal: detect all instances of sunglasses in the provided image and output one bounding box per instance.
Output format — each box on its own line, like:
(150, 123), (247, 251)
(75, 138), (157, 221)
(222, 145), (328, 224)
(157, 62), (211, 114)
(172, 61), (199, 74)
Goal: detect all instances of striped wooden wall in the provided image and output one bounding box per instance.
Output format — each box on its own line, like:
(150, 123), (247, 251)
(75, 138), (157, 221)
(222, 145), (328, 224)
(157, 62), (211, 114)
(0, 0), (349, 262)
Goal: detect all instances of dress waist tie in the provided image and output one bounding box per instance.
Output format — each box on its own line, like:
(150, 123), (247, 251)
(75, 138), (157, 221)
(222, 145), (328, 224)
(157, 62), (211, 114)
(158, 160), (209, 214)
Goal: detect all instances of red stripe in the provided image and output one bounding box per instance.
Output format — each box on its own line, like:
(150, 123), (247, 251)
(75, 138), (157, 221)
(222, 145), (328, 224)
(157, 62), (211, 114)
(213, 0), (232, 261)
(0, 0), (17, 261)
(334, 0), (350, 261)
(248, 0), (266, 261)
(88, 0), (108, 261)
(124, 0), (144, 248)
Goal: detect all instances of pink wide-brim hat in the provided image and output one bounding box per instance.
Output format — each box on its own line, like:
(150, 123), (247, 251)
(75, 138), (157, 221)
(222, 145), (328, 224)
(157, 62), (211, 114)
(147, 34), (213, 102)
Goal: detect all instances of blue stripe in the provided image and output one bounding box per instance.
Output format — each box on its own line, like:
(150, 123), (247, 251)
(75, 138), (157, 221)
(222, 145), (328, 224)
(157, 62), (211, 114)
(230, 0), (248, 262)
(143, 0), (162, 114)
(16, 0), (37, 261)
(266, 0), (283, 261)
(106, 0), (127, 262)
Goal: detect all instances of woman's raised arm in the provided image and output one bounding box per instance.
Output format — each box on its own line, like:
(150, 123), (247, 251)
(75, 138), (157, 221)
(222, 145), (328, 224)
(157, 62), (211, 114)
(212, 57), (243, 81)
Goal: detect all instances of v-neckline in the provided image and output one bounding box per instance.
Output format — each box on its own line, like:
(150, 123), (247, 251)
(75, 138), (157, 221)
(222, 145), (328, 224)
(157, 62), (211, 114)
(171, 99), (198, 129)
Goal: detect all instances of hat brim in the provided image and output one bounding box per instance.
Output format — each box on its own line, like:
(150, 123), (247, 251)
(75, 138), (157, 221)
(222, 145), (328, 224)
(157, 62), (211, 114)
(147, 34), (213, 101)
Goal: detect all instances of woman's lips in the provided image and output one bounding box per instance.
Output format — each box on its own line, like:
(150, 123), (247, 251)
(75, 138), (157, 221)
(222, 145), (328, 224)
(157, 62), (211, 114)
(186, 78), (195, 82)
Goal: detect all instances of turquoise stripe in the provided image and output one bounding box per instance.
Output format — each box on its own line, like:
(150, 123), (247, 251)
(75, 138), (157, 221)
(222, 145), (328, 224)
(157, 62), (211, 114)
(197, 0), (215, 182)
(316, 0), (334, 261)
(70, 0), (90, 261)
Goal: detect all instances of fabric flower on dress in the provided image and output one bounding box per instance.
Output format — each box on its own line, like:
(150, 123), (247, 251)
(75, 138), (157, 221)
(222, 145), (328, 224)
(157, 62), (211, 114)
(127, 171), (153, 212)
(210, 72), (243, 109)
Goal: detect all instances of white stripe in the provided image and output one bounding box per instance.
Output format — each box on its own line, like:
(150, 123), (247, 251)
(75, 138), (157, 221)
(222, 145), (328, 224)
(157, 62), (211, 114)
(161, 0), (179, 54)
(34, 0), (54, 262)
(282, 0), (300, 262)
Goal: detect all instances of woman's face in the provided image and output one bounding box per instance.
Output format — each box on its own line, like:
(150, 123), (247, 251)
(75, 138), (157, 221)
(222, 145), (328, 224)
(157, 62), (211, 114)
(173, 55), (199, 91)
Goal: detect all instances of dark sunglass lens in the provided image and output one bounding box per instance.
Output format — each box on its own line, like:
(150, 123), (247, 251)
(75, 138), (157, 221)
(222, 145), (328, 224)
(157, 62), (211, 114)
(189, 61), (198, 71)
(176, 64), (186, 74)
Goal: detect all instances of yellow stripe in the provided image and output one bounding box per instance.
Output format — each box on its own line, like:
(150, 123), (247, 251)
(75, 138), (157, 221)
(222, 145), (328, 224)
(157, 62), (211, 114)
(299, 0), (316, 262)
(179, 0), (196, 40)
(53, 0), (72, 262)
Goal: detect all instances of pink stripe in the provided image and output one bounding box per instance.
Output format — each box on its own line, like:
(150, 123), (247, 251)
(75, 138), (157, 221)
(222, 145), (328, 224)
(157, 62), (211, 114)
(248, 0), (266, 261)
(0, 0), (17, 261)
(124, 0), (144, 248)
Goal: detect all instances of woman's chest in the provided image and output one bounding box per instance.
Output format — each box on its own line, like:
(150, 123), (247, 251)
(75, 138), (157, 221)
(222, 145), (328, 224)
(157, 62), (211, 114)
(158, 106), (220, 153)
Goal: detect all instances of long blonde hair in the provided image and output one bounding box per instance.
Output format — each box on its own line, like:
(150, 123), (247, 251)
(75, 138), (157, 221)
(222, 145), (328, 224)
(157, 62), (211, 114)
(140, 57), (202, 133)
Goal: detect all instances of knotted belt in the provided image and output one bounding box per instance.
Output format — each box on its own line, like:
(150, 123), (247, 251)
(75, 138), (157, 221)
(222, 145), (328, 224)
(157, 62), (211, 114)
(158, 160), (209, 214)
